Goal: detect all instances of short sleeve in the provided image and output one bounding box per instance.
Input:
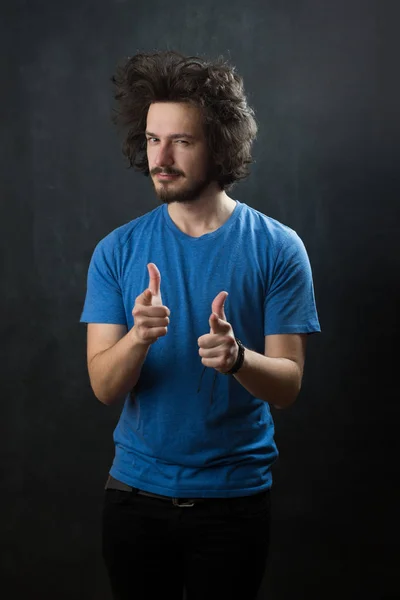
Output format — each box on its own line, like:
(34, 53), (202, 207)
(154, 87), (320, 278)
(264, 232), (321, 335)
(80, 234), (127, 325)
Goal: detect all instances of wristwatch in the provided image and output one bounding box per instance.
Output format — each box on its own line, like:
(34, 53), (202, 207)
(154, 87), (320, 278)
(223, 338), (245, 375)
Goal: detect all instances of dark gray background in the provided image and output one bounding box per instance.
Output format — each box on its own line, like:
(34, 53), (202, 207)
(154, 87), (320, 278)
(1, 0), (399, 598)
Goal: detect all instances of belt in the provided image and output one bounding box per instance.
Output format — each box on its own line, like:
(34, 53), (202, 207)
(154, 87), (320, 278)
(105, 474), (204, 507)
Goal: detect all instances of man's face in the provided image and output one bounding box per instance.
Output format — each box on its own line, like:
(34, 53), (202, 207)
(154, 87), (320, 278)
(146, 102), (214, 204)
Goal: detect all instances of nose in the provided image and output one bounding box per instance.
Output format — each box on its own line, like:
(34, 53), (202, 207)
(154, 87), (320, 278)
(154, 142), (174, 168)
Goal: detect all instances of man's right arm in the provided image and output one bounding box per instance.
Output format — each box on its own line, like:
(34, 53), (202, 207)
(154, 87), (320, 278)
(87, 265), (169, 405)
(87, 322), (151, 405)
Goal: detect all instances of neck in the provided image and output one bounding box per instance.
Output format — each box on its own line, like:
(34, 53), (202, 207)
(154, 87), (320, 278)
(166, 185), (236, 237)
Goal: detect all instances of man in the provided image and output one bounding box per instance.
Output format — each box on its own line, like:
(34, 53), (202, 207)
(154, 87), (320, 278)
(81, 51), (320, 600)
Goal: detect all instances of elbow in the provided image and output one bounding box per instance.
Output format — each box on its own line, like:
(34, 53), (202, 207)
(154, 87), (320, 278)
(89, 377), (122, 406)
(91, 386), (115, 406)
(94, 391), (118, 406)
(273, 394), (297, 410)
(272, 379), (302, 410)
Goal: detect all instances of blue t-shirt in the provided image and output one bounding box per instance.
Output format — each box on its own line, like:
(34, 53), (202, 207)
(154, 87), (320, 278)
(80, 200), (320, 497)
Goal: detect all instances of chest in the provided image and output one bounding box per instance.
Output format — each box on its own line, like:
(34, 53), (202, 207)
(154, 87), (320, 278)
(119, 231), (269, 353)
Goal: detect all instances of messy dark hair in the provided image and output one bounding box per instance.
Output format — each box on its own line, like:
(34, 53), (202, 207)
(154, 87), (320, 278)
(111, 50), (258, 190)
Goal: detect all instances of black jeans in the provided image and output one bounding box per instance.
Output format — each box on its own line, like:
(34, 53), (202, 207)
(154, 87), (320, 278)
(102, 487), (271, 600)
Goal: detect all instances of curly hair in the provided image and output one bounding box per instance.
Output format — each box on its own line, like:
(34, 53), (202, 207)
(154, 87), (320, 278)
(111, 51), (258, 190)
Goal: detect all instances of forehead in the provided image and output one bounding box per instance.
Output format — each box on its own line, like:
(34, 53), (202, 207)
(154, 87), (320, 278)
(146, 102), (204, 137)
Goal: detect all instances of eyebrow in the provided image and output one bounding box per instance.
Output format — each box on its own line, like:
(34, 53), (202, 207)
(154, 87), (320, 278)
(145, 131), (196, 140)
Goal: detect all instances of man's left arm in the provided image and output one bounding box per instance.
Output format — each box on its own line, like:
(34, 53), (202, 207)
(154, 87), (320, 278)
(233, 333), (307, 409)
(198, 292), (308, 409)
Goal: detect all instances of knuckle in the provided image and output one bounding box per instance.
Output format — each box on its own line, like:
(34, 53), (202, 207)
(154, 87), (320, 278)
(132, 305), (141, 317)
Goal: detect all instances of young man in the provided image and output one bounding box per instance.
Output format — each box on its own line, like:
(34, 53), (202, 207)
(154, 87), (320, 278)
(81, 51), (320, 600)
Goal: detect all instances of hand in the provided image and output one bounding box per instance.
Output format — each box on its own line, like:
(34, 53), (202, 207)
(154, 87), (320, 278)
(131, 263), (170, 346)
(197, 291), (238, 373)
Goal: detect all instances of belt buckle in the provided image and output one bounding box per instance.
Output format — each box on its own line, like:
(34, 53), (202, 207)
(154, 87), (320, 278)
(173, 497), (195, 508)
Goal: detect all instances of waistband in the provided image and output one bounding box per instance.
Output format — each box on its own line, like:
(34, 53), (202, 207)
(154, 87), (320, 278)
(105, 474), (268, 508)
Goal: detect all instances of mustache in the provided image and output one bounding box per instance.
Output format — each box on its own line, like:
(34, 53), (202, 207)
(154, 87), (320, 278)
(151, 167), (185, 177)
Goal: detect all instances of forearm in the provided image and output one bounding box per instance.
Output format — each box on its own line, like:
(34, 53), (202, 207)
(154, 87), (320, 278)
(234, 348), (302, 409)
(88, 329), (150, 406)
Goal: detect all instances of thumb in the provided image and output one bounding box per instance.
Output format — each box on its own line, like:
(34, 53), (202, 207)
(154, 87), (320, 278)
(147, 262), (163, 306)
(211, 291), (228, 321)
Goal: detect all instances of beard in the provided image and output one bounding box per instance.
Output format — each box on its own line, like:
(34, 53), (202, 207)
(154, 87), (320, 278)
(150, 167), (214, 204)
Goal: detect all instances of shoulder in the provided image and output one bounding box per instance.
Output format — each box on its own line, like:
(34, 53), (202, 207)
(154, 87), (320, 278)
(93, 205), (163, 259)
(237, 201), (302, 252)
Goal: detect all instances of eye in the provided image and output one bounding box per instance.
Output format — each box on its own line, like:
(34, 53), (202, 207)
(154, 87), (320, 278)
(175, 140), (189, 145)
(146, 137), (159, 144)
